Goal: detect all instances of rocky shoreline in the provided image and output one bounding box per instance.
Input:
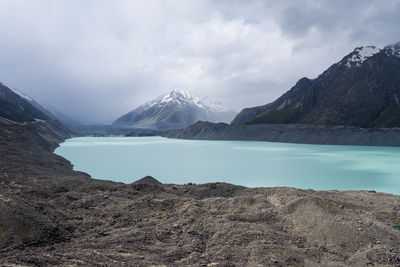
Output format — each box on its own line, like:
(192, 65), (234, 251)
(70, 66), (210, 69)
(1, 120), (400, 266)
(163, 121), (400, 147)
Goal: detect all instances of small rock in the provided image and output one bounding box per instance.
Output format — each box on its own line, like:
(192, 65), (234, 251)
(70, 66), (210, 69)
(45, 246), (55, 251)
(358, 228), (362, 231)
(375, 240), (381, 244)
(339, 204), (344, 209)
(365, 260), (372, 265)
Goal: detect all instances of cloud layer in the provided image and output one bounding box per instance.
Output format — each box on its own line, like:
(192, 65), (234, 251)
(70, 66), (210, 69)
(0, 0), (399, 123)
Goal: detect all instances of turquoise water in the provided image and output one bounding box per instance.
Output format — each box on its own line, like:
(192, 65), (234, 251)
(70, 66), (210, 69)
(55, 136), (400, 194)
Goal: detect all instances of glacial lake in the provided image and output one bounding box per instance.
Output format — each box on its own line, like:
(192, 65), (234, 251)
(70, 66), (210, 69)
(55, 136), (400, 195)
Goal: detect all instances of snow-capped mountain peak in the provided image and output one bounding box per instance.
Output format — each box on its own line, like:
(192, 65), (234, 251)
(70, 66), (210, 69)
(345, 46), (381, 67)
(113, 90), (237, 130)
(160, 90), (204, 107)
(384, 41), (400, 57)
(140, 90), (228, 112)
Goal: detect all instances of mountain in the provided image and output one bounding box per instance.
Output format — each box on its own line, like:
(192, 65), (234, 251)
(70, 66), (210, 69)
(0, 82), (71, 143)
(113, 90), (236, 130)
(0, 83), (51, 123)
(232, 42), (400, 128)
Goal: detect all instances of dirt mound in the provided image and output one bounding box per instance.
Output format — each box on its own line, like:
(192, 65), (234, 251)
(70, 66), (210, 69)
(133, 175), (162, 185)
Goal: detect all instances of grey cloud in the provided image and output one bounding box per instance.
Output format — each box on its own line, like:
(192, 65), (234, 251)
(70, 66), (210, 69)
(277, 0), (400, 45)
(0, 0), (399, 124)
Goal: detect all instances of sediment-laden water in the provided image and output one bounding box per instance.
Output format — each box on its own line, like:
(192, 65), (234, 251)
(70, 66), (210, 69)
(55, 136), (400, 194)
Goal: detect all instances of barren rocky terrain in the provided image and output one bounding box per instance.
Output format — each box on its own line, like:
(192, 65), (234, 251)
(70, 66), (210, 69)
(1, 119), (400, 266)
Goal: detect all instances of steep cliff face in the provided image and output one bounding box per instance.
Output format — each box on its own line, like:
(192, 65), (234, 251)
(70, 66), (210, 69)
(232, 43), (400, 128)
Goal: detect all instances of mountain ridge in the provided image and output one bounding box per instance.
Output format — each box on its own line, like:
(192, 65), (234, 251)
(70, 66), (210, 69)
(0, 83), (50, 123)
(113, 90), (236, 130)
(232, 42), (400, 128)
(0, 82), (72, 144)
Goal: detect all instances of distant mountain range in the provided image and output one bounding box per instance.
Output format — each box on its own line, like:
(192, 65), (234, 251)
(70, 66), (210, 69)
(232, 42), (400, 128)
(3, 41), (400, 139)
(113, 90), (236, 130)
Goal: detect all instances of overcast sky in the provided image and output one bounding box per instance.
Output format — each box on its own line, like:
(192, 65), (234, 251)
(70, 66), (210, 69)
(0, 0), (399, 124)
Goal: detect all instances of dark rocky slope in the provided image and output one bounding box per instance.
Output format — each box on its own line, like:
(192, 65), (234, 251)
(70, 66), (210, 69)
(1, 118), (400, 266)
(0, 83), (49, 123)
(232, 44), (400, 128)
(164, 121), (400, 146)
(0, 82), (71, 142)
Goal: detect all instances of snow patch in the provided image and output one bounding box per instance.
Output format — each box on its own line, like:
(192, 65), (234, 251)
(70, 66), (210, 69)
(11, 89), (33, 101)
(276, 99), (291, 111)
(384, 42), (400, 58)
(345, 46), (381, 67)
(138, 90), (230, 113)
(292, 102), (302, 110)
(394, 94), (400, 106)
(202, 97), (230, 112)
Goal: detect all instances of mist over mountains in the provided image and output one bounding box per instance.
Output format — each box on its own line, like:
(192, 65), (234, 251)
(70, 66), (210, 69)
(113, 90), (236, 130)
(2, 41), (400, 133)
(2, 1), (399, 125)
